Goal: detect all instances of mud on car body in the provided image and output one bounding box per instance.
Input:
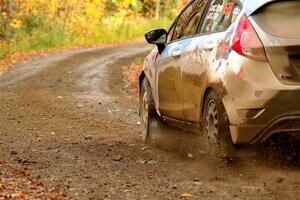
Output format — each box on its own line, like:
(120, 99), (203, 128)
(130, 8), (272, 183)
(139, 0), (300, 152)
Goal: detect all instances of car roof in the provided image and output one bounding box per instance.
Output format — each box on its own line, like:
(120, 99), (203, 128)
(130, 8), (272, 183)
(180, 0), (280, 18)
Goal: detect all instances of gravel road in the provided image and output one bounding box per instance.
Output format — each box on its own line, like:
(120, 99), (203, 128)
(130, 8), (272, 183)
(0, 41), (299, 200)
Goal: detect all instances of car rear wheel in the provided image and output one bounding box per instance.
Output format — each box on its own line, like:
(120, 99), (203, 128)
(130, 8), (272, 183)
(203, 90), (236, 157)
(140, 78), (155, 144)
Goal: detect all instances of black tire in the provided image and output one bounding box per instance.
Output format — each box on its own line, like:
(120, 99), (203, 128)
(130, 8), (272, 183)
(140, 78), (156, 144)
(202, 90), (236, 157)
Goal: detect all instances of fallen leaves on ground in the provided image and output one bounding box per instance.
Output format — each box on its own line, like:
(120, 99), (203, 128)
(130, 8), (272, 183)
(0, 161), (72, 200)
(122, 59), (143, 93)
(0, 39), (143, 76)
(0, 44), (108, 76)
(180, 193), (193, 198)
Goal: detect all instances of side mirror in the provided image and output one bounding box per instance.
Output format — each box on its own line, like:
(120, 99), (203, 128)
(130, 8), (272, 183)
(145, 29), (167, 45)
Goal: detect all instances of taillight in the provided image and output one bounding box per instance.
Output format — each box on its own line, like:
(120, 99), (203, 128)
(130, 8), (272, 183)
(231, 15), (267, 61)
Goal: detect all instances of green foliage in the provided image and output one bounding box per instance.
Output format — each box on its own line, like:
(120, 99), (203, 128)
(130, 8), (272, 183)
(97, 17), (171, 43)
(24, 15), (48, 32)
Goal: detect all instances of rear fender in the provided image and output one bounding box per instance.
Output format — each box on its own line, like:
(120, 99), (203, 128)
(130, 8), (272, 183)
(201, 83), (227, 114)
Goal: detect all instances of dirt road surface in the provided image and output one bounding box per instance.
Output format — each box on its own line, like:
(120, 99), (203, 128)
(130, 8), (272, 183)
(0, 41), (299, 200)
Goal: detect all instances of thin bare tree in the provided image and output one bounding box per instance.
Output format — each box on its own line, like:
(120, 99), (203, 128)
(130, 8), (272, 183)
(155, 0), (160, 19)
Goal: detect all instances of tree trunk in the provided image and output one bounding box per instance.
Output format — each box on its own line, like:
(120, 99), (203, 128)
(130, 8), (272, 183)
(6, 0), (12, 18)
(0, 0), (4, 36)
(2, 0), (12, 38)
(155, 0), (160, 19)
(4, 0), (12, 58)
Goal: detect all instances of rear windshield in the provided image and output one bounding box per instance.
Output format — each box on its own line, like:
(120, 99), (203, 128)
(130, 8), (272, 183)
(252, 0), (300, 39)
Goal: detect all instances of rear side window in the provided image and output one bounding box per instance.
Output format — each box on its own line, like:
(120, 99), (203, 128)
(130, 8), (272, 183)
(200, 0), (237, 33)
(173, 0), (207, 40)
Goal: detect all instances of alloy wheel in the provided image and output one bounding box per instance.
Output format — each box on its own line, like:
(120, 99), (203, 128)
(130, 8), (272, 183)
(205, 99), (219, 147)
(141, 90), (149, 141)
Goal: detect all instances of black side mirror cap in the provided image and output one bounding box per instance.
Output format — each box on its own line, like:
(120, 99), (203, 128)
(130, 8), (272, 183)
(145, 29), (167, 45)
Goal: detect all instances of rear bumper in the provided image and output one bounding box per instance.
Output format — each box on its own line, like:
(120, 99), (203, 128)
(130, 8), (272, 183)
(230, 115), (300, 144)
(221, 50), (300, 144)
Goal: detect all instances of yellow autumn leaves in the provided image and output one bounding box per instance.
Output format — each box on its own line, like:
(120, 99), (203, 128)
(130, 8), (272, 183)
(180, 193), (193, 197)
(5, 0), (106, 36)
(0, 0), (188, 60)
(2, 0), (188, 37)
(9, 19), (21, 28)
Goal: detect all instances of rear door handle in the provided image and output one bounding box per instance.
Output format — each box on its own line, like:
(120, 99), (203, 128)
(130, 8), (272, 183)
(204, 42), (217, 50)
(172, 49), (181, 59)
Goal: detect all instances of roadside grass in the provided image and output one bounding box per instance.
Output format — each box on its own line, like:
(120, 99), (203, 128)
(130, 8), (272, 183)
(96, 17), (170, 43)
(0, 18), (170, 61)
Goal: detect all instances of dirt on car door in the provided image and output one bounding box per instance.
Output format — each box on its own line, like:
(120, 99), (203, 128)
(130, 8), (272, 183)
(155, 41), (184, 120)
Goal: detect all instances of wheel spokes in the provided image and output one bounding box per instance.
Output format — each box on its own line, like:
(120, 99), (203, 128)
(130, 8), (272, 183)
(141, 91), (149, 133)
(205, 100), (219, 145)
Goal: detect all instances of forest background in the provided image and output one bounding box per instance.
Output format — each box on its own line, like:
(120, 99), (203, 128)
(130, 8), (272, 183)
(0, 0), (187, 60)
